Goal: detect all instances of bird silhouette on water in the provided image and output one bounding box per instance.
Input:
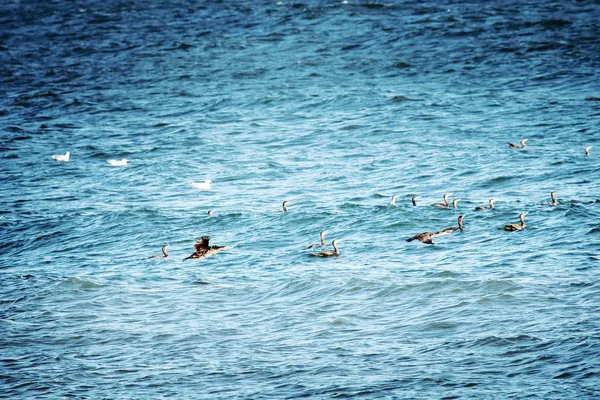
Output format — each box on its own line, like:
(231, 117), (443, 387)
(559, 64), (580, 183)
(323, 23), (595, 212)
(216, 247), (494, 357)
(407, 216), (464, 245)
(183, 236), (229, 261)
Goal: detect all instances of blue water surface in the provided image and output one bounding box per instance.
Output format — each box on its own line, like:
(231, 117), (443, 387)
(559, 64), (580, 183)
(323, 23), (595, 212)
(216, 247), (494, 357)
(1, 0), (599, 398)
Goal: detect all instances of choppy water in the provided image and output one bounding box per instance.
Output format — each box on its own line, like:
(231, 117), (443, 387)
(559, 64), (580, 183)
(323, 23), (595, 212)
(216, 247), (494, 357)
(1, 1), (600, 398)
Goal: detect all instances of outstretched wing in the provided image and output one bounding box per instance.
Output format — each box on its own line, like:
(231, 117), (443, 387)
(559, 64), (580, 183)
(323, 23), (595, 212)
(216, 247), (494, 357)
(194, 236), (210, 252)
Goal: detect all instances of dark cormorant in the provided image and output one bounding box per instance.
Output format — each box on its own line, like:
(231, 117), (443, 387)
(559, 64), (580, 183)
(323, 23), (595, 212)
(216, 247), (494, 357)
(432, 193), (452, 208)
(509, 139), (528, 148)
(437, 215), (464, 235)
(309, 239), (340, 257)
(407, 216), (464, 244)
(475, 199), (495, 211)
(148, 245), (169, 259)
(549, 191), (557, 207)
(183, 236), (229, 261)
(503, 212), (527, 231)
(306, 231), (328, 249)
(274, 201), (289, 213)
(585, 146), (591, 156)
(412, 196), (420, 206)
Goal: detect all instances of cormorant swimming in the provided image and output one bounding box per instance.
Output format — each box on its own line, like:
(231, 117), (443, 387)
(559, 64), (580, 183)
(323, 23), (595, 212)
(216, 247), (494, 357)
(51, 151), (70, 162)
(309, 239), (340, 257)
(412, 196), (420, 206)
(432, 193), (452, 208)
(452, 199), (460, 208)
(585, 146), (591, 156)
(390, 195), (397, 206)
(306, 231), (328, 249)
(183, 236), (229, 261)
(509, 139), (528, 148)
(274, 201), (289, 213)
(436, 215), (465, 235)
(549, 191), (557, 207)
(406, 216), (464, 244)
(475, 199), (495, 211)
(207, 209), (214, 216)
(503, 212), (527, 231)
(148, 245), (169, 259)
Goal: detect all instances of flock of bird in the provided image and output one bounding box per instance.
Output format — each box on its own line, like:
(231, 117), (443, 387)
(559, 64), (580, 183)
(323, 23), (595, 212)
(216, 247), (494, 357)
(52, 140), (592, 260)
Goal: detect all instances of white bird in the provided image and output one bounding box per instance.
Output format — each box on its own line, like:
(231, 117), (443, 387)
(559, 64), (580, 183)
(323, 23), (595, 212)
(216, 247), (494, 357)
(51, 151), (70, 162)
(191, 179), (212, 190)
(107, 158), (128, 166)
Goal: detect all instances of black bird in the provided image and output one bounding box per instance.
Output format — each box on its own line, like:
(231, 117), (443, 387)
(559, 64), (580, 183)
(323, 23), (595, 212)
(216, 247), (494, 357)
(407, 216), (464, 245)
(183, 236), (229, 261)
(509, 139), (528, 148)
(309, 239), (340, 257)
(306, 231), (327, 249)
(148, 245), (169, 259)
(503, 212), (527, 231)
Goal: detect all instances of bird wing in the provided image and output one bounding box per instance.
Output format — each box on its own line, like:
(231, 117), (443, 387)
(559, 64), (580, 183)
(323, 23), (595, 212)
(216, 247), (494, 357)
(194, 236), (211, 252)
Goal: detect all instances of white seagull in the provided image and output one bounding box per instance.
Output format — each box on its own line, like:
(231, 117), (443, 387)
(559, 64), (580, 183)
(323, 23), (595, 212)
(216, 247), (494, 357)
(107, 158), (128, 166)
(191, 179), (212, 190)
(51, 151), (70, 162)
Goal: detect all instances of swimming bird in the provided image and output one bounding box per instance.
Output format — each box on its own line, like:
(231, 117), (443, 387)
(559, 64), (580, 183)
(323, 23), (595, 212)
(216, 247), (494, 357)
(452, 199), (460, 208)
(148, 245), (169, 259)
(585, 146), (591, 156)
(306, 231), (327, 249)
(274, 201), (289, 213)
(436, 215), (465, 235)
(432, 193), (452, 208)
(406, 216), (463, 244)
(107, 158), (128, 166)
(509, 139), (528, 148)
(191, 180), (212, 190)
(309, 239), (340, 257)
(207, 209), (214, 216)
(542, 191), (557, 206)
(411, 196), (420, 206)
(390, 195), (397, 206)
(475, 199), (496, 211)
(182, 236), (229, 261)
(503, 212), (527, 231)
(51, 151), (70, 162)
